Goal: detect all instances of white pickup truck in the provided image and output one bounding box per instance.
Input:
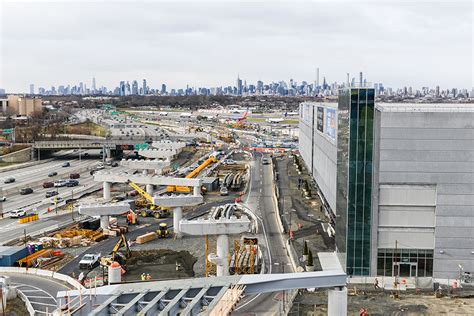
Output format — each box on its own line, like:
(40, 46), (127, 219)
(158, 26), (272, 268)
(79, 253), (101, 270)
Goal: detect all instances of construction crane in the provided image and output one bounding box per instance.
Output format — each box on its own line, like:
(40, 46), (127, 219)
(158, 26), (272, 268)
(166, 156), (217, 193)
(127, 180), (169, 218)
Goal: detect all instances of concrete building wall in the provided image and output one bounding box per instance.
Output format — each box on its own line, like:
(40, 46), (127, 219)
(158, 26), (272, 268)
(299, 102), (338, 213)
(374, 110), (474, 279)
(5, 96), (42, 116)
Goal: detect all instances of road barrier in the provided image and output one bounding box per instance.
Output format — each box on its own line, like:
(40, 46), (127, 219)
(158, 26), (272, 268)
(18, 214), (39, 224)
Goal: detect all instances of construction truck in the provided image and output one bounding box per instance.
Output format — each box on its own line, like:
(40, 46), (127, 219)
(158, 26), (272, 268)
(100, 234), (131, 266)
(167, 155), (217, 193)
(157, 223), (170, 238)
(127, 180), (169, 218)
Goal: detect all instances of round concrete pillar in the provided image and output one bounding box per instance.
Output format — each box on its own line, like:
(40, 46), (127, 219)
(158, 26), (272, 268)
(193, 185), (200, 196)
(106, 148), (112, 158)
(173, 207), (183, 238)
(216, 234), (229, 276)
(146, 184), (154, 196)
(103, 181), (111, 201)
(100, 215), (110, 229)
(328, 287), (347, 316)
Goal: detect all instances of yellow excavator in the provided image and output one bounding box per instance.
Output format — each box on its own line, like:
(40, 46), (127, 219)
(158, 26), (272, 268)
(166, 156), (217, 193)
(127, 180), (169, 218)
(100, 234), (132, 266)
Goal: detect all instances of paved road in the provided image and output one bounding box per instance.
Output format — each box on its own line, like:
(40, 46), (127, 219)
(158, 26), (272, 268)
(6, 273), (72, 314)
(234, 151), (293, 315)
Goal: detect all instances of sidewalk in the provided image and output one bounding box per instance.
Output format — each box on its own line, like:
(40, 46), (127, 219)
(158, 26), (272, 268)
(274, 155), (335, 271)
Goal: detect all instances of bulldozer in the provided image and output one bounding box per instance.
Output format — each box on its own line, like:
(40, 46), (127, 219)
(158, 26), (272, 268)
(157, 223), (169, 238)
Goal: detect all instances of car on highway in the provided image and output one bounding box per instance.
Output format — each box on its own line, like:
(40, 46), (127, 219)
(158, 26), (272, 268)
(0, 196), (6, 202)
(69, 173), (80, 179)
(111, 162), (119, 167)
(48, 172), (58, 177)
(54, 180), (68, 187)
(51, 196), (63, 204)
(9, 209), (26, 218)
(262, 157), (270, 165)
(20, 188), (33, 195)
(66, 180), (79, 187)
(45, 191), (58, 198)
(96, 164), (105, 170)
(4, 177), (15, 184)
(43, 181), (54, 188)
(62, 162), (70, 167)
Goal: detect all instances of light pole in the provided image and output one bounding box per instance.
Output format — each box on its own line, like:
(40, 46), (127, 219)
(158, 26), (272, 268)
(284, 209), (297, 238)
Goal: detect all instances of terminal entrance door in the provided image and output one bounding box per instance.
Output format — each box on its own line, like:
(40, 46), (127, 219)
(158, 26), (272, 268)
(393, 262), (418, 277)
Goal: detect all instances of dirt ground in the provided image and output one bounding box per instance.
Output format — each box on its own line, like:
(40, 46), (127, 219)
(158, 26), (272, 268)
(123, 249), (196, 282)
(291, 289), (474, 315)
(3, 297), (29, 316)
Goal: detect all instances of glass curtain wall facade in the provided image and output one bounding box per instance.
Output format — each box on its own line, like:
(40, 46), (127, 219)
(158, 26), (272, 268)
(336, 88), (375, 276)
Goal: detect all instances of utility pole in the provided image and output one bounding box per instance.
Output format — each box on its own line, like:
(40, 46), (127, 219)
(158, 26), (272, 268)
(24, 229), (28, 272)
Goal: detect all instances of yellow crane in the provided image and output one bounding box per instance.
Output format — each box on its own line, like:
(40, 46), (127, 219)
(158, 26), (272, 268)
(127, 180), (169, 218)
(100, 234), (131, 266)
(167, 156), (217, 193)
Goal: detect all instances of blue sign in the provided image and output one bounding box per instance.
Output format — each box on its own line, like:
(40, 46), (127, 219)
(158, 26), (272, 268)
(325, 108), (336, 140)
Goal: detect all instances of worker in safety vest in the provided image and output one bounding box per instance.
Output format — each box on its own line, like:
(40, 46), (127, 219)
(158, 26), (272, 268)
(141, 273), (146, 281)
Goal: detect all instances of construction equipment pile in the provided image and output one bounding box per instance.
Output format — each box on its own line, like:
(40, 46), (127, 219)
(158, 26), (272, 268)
(229, 238), (260, 275)
(103, 217), (129, 236)
(38, 227), (106, 249)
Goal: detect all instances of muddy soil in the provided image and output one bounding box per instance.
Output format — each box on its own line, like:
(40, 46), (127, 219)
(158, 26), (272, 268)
(123, 249), (196, 282)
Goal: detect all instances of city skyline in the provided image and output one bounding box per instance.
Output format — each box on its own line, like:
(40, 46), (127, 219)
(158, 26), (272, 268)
(1, 0), (472, 92)
(23, 74), (474, 99)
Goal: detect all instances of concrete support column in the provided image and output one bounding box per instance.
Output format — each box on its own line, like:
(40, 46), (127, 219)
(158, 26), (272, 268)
(100, 215), (110, 229)
(106, 148), (111, 158)
(103, 181), (111, 201)
(216, 234), (229, 277)
(142, 169), (148, 176)
(173, 207), (183, 238)
(193, 185), (200, 196)
(328, 287), (347, 316)
(146, 184), (154, 196)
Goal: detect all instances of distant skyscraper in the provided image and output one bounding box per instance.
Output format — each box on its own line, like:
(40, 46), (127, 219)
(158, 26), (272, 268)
(236, 75), (243, 96)
(119, 81), (125, 96)
(142, 79), (147, 95)
(359, 72), (363, 86)
(132, 80), (139, 95)
(92, 77), (96, 92)
(161, 84), (167, 95)
(79, 82), (84, 94)
(29, 84), (34, 95)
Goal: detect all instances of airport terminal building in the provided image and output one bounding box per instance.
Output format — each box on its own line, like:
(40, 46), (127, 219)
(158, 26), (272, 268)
(299, 88), (474, 279)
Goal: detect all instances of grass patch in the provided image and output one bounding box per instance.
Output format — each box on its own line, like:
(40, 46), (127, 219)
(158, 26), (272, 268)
(65, 122), (107, 137)
(0, 161), (16, 167)
(246, 117), (266, 122)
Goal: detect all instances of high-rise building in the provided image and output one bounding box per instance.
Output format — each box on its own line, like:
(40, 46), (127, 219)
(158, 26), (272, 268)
(161, 84), (167, 95)
(359, 72), (363, 86)
(132, 80), (139, 95)
(236, 75), (243, 96)
(142, 79), (147, 95)
(29, 84), (34, 95)
(92, 77), (96, 93)
(119, 81), (126, 96)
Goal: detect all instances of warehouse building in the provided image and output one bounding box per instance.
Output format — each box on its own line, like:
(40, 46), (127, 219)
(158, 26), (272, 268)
(299, 88), (474, 279)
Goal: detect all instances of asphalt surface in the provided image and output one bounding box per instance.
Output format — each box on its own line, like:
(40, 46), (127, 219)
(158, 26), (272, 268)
(233, 151), (293, 315)
(7, 273), (72, 314)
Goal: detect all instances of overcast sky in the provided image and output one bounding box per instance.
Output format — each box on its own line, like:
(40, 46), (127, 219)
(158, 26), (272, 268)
(1, 0), (472, 93)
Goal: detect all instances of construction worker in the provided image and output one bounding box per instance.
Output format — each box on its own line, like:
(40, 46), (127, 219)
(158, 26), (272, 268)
(146, 273), (151, 280)
(141, 273), (146, 281)
(374, 277), (380, 289)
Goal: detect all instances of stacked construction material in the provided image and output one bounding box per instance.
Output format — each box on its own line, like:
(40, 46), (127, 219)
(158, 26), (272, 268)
(135, 232), (157, 244)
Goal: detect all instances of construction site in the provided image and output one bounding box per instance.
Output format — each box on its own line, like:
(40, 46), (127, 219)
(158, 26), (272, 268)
(1, 135), (263, 290)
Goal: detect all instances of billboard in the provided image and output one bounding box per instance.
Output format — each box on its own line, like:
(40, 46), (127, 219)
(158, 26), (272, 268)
(325, 108), (336, 140)
(316, 107), (324, 133)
